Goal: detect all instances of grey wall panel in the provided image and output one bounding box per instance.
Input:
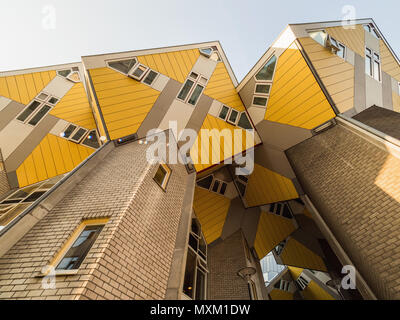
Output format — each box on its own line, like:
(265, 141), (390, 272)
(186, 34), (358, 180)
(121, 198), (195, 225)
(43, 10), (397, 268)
(0, 101), (26, 133)
(354, 53), (367, 113)
(382, 72), (394, 110)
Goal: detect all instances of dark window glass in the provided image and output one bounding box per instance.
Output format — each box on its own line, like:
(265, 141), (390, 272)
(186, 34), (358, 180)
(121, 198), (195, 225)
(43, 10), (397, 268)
(71, 128), (87, 142)
(255, 55), (277, 81)
(189, 233), (198, 251)
(58, 69), (71, 77)
(191, 218), (200, 236)
(48, 97), (59, 104)
(199, 235), (207, 260)
(132, 65), (147, 78)
(365, 55), (372, 76)
(178, 79), (195, 100)
(228, 109), (239, 124)
(81, 130), (100, 149)
(28, 105), (51, 126)
(274, 280), (281, 289)
(238, 113), (252, 130)
(197, 175), (213, 189)
(17, 101), (41, 122)
(188, 84), (204, 105)
(56, 225), (104, 270)
(212, 180), (220, 193)
(1, 199), (22, 204)
(275, 203), (282, 215)
(253, 96), (268, 106)
(238, 175), (248, 183)
(282, 204), (293, 219)
(219, 182), (227, 195)
(236, 181), (246, 197)
(143, 70), (158, 85)
(195, 268), (206, 300)
(255, 84), (271, 94)
(183, 249), (197, 298)
(22, 191), (46, 203)
(218, 106), (230, 120)
(63, 125), (77, 138)
(154, 165), (168, 188)
(108, 59), (137, 74)
(269, 203), (276, 213)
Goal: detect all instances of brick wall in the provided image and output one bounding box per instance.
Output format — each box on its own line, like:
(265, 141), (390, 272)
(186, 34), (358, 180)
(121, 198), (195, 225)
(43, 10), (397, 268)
(208, 231), (250, 300)
(0, 140), (191, 300)
(0, 150), (10, 199)
(286, 124), (400, 300)
(353, 105), (400, 141)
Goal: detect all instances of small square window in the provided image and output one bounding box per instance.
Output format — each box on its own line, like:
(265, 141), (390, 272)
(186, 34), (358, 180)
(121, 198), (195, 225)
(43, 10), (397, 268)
(48, 97), (59, 105)
(227, 109), (239, 125)
(253, 96), (268, 107)
(218, 105), (230, 121)
(62, 124), (77, 139)
(37, 93), (49, 101)
(154, 164), (171, 190)
(142, 70), (158, 85)
(70, 128), (88, 143)
(255, 84), (270, 95)
(129, 64), (149, 80)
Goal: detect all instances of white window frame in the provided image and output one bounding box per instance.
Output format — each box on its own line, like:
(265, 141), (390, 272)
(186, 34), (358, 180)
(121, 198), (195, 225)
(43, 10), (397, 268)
(226, 108), (240, 125)
(128, 63), (149, 81)
(217, 105), (231, 121)
(80, 129), (101, 149)
(177, 72), (208, 107)
(365, 46), (381, 82)
(254, 83), (271, 96)
(254, 53), (277, 83)
(106, 57), (138, 76)
(363, 23), (380, 39)
(141, 69), (159, 86)
(329, 37), (346, 59)
(252, 95), (269, 108)
(16, 93), (59, 127)
(69, 127), (89, 143)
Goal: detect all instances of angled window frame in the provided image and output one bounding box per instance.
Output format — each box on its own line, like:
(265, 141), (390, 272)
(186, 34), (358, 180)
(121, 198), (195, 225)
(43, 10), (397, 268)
(44, 218), (109, 275)
(128, 63), (149, 81)
(106, 57), (138, 76)
(153, 163), (172, 191)
(365, 46), (381, 82)
(252, 95), (269, 108)
(141, 69), (159, 86)
(177, 72), (208, 107)
(218, 105), (231, 121)
(254, 53), (278, 83)
(226, 108), (240, 125)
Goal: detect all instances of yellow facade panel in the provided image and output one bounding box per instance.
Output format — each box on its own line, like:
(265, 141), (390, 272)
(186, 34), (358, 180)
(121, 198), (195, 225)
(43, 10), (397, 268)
(50, 83), (96, 130)
(269, 289), (294, 300)
(244, 163), (298, 207)
(380, 40), (400, 82)
(303, 281), (335, 300)
(280, 238), (327, 272)
(16, 134), (94, 188)
(204, 63), (245, 111)
(265, 43), (335, 128)
(326, 24), (365, 57)
(298, 37), (355, 114)
(0, 70), (56, 105)
(193, 187), (231, 244)
(89, 67), (161, 140)
(253, 211), (297, 259)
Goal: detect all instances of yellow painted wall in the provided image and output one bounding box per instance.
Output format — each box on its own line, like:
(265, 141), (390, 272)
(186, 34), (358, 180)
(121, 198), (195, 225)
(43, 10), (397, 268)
(299, 37), (355, 113)
(204, 62), (245, 111)
(137, 49), (200, 84)
(88, 67), (160, 140)
(193, 186), (231, 244)
(269, 289), (294, 300)
(253, 211), (297, 259)
(16, 134), (94, 188)
(393, 92), (400, 113)
(265, 42), (336, 129)
(50, 82), (96, 130)
(190, 114), (256, 172)
(244, 163), (298, 207)
(380, 40), (400, 82)
(280, 238), (327, 272)
(0, 70), (56, 105)
(288, 266), (303, 280)
(302, 281), (335, 300)
(326, 24), (365, 57)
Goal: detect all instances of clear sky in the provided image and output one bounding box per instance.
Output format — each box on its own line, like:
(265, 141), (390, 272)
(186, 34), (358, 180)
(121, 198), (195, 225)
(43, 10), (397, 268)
(0, 0), (399, 82)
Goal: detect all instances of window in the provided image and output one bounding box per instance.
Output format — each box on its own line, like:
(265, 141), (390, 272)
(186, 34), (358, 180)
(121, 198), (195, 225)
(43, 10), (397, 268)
(177, 73), (207, 106)
(197, 175), (213, 190)
(183, 217), (208, 300)
(330, 37), (346, 59)
(62, 124), (78, 139)
(17, 100), (41, 122)
(365, 47), (381, 81)
(142, 70), (158, 85)
(234, 174), (248, 197)
(81, 130), (100, 149)
(27, 104), (51, 126)
(274, 279), (290, 292)
(309, 30), (328, 47)
(238, 112), (253, 130)
(227, 109), (239, 125)
(296, 276), (310, 291)
(16, 93), (59, 125)
(253, 96), (268, 107)
(53, 219), (108, 272)
(255, 55), (277, 81)
(129, 64), (149, 81)
(255, 84), (271, 95)
(70, 128), (88, 143)
(267, 202), (293, 219)
(58, 69), (72, 78)
(154, 163), (171, 190)
(275, 241), (286, 256)
(107, 58), (137, 75)
(200, 47), (213, 58)
(218, 105), (230, 121)
(363, 23), (380, 39)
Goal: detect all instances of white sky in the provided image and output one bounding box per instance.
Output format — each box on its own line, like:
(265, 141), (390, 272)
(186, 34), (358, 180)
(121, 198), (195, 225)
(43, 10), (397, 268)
(0, 0), (399, 82)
